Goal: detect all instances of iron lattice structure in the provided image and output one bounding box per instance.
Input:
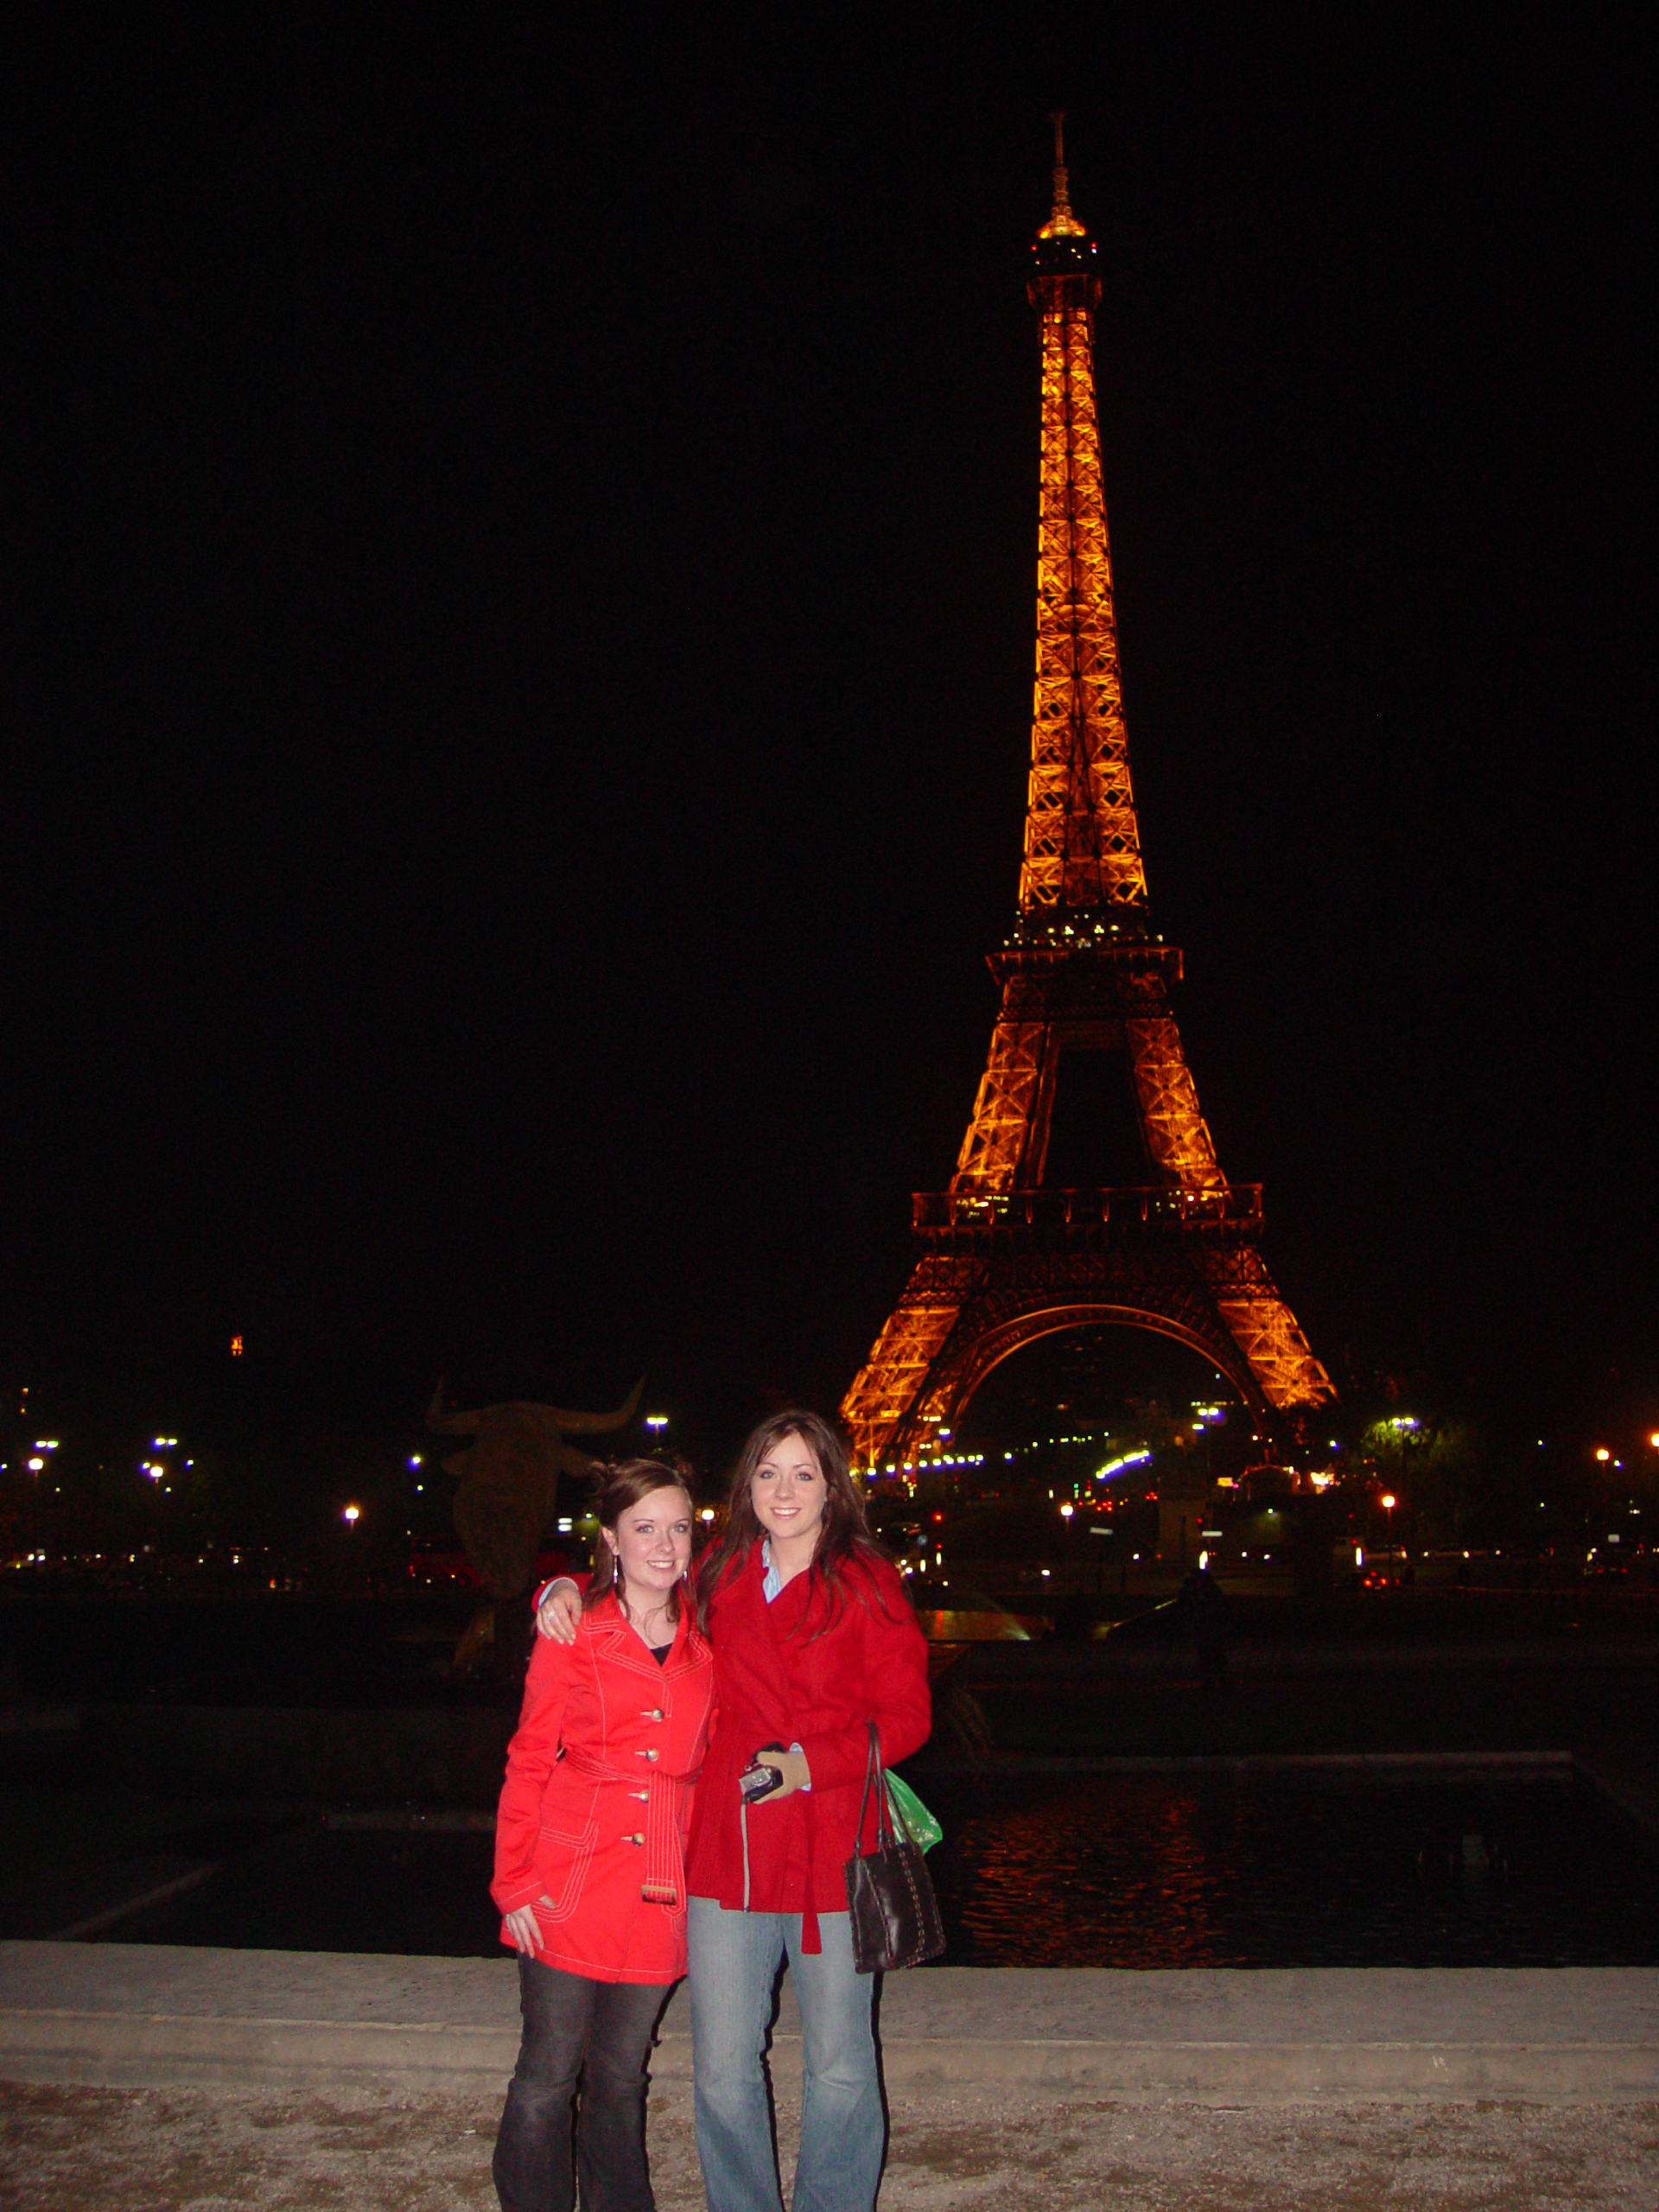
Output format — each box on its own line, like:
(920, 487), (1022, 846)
(842, 129), (1333, 1472)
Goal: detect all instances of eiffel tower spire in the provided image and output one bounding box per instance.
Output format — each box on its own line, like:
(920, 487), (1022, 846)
(840, 133), (1333, 1477)
(1020, 113), (1147, 925)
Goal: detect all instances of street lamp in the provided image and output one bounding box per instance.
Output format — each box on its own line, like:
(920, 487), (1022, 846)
(343, 1504), (360, 1528)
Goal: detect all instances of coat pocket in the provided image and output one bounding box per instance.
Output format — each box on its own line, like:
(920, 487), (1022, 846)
(534, 1815), (598, 1922)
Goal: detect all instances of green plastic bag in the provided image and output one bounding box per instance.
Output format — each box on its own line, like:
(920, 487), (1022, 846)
(885, 1770), (943, 1853)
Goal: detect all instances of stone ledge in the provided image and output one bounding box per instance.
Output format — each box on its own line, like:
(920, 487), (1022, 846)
(4, 1947), (1657, 2106)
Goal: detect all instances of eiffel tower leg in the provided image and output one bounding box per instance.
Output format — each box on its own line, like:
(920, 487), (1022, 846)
(1190, 1247), (1335, 1411)
(952, 1011), (1053, 1190)
(1124, 1016), (1224, 1190)
(841, 1259), (963, 1471)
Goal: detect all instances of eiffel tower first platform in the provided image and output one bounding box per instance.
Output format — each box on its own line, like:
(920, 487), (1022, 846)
(841, 126), (1334, 1474)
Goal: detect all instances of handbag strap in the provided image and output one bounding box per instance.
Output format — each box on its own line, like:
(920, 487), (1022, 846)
(855, 1719), (892, 1853)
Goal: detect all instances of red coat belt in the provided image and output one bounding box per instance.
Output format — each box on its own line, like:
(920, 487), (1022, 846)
(561, 1740), (696, 1909)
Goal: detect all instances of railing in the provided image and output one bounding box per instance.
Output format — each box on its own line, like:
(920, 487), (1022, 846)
(912, 1185), (1262, 1235)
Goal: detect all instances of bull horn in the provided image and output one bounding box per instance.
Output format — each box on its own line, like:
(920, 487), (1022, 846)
(427, 1379), (480, 1437)
(548, 1376), (645, 1436)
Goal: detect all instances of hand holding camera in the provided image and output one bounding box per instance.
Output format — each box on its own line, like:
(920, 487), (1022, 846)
(740, 1743), (787, 1802)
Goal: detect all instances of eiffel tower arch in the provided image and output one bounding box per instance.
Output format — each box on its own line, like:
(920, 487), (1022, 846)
(842, 123), (1334, 1472)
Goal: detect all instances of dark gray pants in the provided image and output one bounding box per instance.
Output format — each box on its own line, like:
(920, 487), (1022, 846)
(493, 1955), (669, 2212)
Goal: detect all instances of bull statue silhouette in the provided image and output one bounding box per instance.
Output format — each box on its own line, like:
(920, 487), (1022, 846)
(427, 1376), (643, 1677)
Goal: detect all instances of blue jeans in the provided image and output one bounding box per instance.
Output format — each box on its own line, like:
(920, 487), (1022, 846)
(493, 1956), (669, 2212)
(688, 1898), (883, 2212)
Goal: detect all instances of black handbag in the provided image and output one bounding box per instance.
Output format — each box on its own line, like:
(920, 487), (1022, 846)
(843, 1721), (946, 1974)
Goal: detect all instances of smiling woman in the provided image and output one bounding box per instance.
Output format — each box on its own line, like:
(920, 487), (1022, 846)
(588, 1471), (695, 1652)
(748, 1427), (827, 1573)
(684, 1411), (931, 2212)
(489, 1459), (714, 2212)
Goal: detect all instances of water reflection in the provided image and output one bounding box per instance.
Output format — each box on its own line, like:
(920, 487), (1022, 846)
(926, 1773), (1659, 1969)
(86, 1771), (1659, 1968)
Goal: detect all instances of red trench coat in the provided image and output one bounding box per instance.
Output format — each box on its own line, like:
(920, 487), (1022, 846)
(492, 1592), (715, 1984)
(683, 1544), (930, 1950)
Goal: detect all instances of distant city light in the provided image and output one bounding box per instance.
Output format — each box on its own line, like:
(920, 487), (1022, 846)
(1096, 1449), (1153, 1484)
(1059, 1503), (1074, 1519)
(231, 1336), (244, 1356)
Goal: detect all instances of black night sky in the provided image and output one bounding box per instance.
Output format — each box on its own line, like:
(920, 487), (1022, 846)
(6, 9), (1652, 1471)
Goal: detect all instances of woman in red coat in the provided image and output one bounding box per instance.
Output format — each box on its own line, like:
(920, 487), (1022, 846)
(687, 1411), (930, 2212)
(491, 1459), (715, 2212)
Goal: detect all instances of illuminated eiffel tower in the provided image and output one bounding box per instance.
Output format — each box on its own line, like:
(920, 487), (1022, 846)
(842, 123), (1334, 1473)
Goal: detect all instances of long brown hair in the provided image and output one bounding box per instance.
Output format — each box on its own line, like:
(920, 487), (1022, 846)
(584, 1459), (695, 1629)
(695, 1410), (891, 1633)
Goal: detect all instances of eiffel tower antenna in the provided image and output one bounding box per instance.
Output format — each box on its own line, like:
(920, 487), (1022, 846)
(1050, 110), (1071, 215)
(841, 132), (1333, 1476)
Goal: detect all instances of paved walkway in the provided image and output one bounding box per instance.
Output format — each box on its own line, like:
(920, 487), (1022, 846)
(5, 2075), (1659, 2209)
(2, 1945), (1656, 2207)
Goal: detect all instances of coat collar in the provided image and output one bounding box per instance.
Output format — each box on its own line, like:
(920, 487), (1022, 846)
(586, 1590), (709, 1675)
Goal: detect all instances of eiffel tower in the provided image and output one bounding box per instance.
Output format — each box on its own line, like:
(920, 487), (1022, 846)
(842, 123), (1334, 1473)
